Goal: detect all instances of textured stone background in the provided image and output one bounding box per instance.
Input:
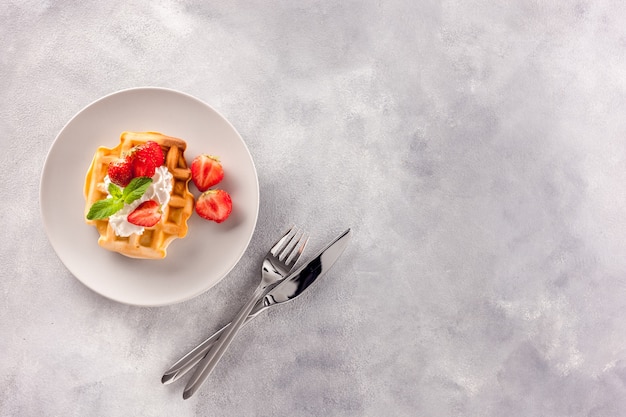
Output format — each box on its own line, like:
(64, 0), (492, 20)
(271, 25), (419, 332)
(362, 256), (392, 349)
(2, 1), (626, 416)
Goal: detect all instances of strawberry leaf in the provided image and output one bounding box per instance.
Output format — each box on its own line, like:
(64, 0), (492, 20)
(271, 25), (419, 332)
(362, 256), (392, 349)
(122, 177), (152, 204)
(86, 198), (124, 220)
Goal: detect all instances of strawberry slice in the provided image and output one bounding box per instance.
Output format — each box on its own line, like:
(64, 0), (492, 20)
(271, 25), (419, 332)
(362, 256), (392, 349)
(191, 154), (224, 192)
(195, 189), (232, 223)
(127, 200), (162, 227)
(130, 151), (157, 178)
(108, 158), (133, 187)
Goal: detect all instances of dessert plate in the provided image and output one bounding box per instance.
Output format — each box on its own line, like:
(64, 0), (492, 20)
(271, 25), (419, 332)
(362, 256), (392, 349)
(40, 87), (259, 306)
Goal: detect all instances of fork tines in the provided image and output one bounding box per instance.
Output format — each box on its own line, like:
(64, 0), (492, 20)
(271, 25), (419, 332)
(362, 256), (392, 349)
(272, 226), (309, 266)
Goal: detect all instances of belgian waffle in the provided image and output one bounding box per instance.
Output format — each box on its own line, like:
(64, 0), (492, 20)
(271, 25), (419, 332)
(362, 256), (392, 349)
(84, 131), (195, 259)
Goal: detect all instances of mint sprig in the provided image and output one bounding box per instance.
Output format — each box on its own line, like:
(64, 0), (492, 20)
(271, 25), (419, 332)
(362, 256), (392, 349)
(86, 199), (125, 220)
(108, 182), (123, 199)
(122, 177), (152, 204)
(86, 177), (153, 220)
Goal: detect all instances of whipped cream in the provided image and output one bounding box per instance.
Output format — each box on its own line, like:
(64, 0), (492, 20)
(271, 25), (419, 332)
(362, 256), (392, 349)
(104, 166), (173, 237)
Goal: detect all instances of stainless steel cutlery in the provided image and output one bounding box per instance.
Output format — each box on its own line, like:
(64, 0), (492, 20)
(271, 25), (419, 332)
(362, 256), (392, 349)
(162, 227), (351, 399)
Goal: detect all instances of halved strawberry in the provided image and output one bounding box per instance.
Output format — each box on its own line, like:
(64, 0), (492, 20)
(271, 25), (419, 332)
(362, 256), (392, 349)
(127, 200), (162, 227)
(191, 154), (224, 192)
(108, 158), (133, 187)
(130, 151), (157, 178)
(195, 189), (232, 223)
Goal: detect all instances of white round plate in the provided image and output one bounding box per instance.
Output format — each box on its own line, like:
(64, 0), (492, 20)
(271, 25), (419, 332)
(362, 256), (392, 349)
(40, 87), (259, 306)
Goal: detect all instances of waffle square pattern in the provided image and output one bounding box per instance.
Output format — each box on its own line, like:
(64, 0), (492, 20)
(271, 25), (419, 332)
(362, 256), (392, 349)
(84, 131), (195, 259)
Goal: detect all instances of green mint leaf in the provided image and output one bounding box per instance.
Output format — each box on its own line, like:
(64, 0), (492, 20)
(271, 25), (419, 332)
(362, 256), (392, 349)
(108, 183), (123, 199)
(86, 198), (124, 220)
(122, 177), (152, 204)
(86, 177), (152, 221)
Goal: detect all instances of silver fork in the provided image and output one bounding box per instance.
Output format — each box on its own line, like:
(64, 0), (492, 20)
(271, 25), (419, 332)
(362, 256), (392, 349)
(182, 226), (308, 399)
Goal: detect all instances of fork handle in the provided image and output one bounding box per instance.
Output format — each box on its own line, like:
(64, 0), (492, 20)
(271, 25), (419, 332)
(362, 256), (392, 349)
(162, 323), (229, 385)
(161, 298), (266, 385)
(183, 286), (266, 399)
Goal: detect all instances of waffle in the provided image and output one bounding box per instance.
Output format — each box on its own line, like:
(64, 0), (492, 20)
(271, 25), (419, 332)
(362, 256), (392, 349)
(84, 131), (195, 259)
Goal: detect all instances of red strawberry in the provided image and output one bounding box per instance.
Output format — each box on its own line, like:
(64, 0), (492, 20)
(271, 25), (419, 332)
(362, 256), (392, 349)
(195, 189), (232, 223)
(191, 154), (224, 192)
(130, 151), (157, 178)
(127, 141), (164, 178)
(127, 200), (162, 227)
(144, 141), (165, 167)
(108, 158), (133, 187)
